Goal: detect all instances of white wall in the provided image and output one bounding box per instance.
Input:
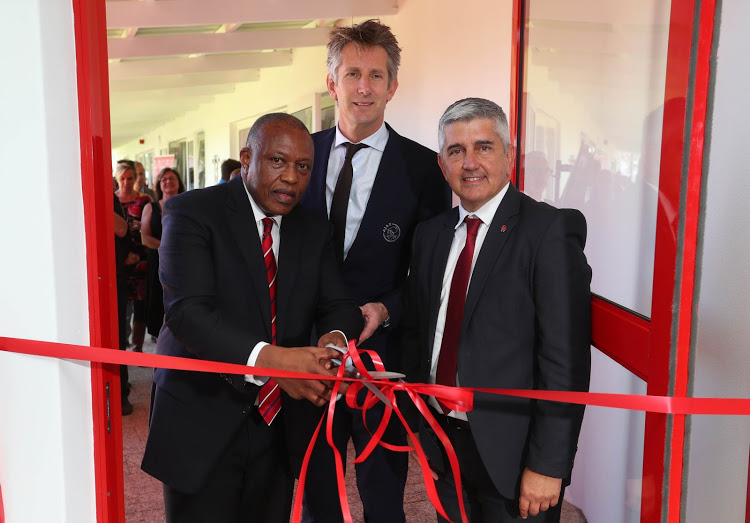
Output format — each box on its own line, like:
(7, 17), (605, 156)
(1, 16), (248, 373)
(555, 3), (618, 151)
(115, 0), (514, 174)
(0, 0), (95, 521)
(685, 1), (750, 520)
(381, 0), (512, 149)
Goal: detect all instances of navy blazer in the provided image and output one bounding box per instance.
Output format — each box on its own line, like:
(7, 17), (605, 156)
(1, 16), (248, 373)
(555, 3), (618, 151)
(400, 184), (592, 498)
(141, 177), (363, 493)
(300, 123), (451, 358)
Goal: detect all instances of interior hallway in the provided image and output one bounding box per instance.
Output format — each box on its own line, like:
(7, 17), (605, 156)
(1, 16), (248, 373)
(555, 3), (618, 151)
(122, 338), (587, 522)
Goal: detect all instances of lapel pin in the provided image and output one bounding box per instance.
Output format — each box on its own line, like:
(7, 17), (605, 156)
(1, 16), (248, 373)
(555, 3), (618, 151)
(501, 225), (507, 233)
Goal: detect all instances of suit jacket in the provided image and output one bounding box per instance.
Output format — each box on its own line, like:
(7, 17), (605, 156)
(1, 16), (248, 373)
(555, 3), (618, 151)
(399, 184), (592, 499)
(299, 123), (451, 359)
(141, 176), (363, 493)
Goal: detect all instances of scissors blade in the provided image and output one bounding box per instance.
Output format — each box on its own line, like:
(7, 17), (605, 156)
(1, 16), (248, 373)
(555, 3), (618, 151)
(362, 380), (392, 407)
(367, 371), (406, 380)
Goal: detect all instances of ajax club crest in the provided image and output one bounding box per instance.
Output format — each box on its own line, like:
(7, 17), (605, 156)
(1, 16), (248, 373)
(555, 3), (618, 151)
(382, 222), (401, 242)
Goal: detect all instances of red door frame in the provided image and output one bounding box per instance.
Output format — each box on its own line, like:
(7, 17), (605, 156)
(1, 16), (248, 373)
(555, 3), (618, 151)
(510, 0), (716, 521)
(72, 0), (126, 520)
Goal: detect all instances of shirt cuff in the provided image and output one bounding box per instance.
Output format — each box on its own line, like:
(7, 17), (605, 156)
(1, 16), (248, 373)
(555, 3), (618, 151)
(244, 342), (269, 385)
(329, 329), (349, 349)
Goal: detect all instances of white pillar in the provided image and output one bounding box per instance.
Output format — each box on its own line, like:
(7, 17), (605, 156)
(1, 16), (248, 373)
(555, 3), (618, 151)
(0, 0), (95, 521)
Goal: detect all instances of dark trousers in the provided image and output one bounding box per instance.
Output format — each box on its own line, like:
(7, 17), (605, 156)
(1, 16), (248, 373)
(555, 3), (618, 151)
(116, 276), (129, 397)
(428, 414), (564, 523)
(301, 400), (408, 523)
(164, 411), (294, 523)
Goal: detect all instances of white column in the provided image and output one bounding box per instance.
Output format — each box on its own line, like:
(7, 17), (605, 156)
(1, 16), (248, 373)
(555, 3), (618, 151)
(0, 0), (95, 521)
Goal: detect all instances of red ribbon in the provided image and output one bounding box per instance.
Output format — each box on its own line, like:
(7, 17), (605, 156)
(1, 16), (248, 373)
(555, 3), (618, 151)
(3, 335), (750, 523)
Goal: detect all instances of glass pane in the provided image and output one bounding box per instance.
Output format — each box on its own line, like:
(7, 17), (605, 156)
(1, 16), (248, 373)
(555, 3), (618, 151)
(187, 141), (195, 190)
(521, 1), (671, 317)
(168, 139), (187, 188)
(291, 107), (313, 132)
(239, 127), (250, 152)
(567, 350), (646, 523)
(134, 150), (154, 188)
(197, 133), (206, 189)
(321, 92), (336, 130)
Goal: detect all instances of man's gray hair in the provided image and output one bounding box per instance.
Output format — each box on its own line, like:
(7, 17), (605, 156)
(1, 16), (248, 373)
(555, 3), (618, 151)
(438, 98), (511, 153)
(327, 19), (401, 86)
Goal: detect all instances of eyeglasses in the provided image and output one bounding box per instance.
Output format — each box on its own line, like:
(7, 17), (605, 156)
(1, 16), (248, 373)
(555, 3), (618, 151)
(161, 177), (178, 183)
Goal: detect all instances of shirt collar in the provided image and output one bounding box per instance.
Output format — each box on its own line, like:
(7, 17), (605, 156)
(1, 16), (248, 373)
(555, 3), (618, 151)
(334, 121), (388, 152)
(242, 178), (283, 229)
(456, 182), (511, 230)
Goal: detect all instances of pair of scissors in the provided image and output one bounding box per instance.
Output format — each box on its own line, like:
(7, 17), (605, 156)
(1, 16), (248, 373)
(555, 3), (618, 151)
(327, 345), (405, 407)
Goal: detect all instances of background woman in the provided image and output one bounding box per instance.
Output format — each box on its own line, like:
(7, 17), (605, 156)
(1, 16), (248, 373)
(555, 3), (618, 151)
(140, 167), (185, 339)
(115, 163), (152, 352)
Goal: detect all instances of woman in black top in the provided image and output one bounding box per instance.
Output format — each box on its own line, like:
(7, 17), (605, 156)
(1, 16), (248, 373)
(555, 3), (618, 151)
(140, 167), (185, 339)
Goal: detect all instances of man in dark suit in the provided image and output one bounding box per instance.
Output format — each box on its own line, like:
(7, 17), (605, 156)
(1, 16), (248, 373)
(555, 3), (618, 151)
(400, 98), (591, 522)
(141, 113), (363, 523)
(292, 19), (452, 523)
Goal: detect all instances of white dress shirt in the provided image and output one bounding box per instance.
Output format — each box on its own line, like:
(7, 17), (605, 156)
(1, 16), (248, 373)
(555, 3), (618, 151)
(429, 182), (511, 419)
(325, 122), (389, 259)
(243, 182), (282, 385)
(241, 182), (348, 385)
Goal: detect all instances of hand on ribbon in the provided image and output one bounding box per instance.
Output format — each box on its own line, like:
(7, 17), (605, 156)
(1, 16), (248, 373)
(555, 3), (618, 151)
(255, 344), (341, 407)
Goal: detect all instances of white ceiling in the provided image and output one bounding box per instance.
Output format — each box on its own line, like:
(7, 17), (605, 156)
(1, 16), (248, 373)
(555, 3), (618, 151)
(106, 0), (399, 148)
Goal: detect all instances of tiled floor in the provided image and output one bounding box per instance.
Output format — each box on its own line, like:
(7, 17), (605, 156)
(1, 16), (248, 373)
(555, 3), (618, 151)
(122, 338), (586, 522)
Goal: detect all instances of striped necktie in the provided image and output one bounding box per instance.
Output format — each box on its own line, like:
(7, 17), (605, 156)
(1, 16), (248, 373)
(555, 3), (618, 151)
(258, 217), (281, 425)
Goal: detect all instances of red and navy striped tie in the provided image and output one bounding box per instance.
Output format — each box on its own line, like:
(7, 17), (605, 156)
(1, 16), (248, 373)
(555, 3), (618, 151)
(258, 217), (281, 425)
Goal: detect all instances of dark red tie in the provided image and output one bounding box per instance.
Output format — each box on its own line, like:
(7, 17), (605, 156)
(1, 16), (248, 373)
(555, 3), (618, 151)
(435, 217), (482, 412)
(258, 217), (281, 425)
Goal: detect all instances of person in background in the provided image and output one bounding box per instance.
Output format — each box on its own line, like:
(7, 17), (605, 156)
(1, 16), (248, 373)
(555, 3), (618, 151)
(400, 98), (591, 522)
(135, 161), (157, 201)
(291, 19), (452, 523)
(219, 158), (242, 184)
(140, 167), (185, 341)
(114, 191), (134, 415)
(115, 163), (151, 353)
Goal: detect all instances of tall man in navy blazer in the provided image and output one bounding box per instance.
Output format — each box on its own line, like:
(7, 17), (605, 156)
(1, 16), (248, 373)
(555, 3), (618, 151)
(400, 98), (591, 522)
(292, 19), (452, 523)
(141, 114), (363, 523)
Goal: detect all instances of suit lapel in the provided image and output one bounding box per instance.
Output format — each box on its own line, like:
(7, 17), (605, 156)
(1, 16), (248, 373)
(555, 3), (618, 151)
(346, 124), (404, 257)
(427, 209), (459, 355)
(309, 129), (335, 216)
(275, 207), (303, 342)
(462, 184), (521, 326)
(225, 177), (273, 340)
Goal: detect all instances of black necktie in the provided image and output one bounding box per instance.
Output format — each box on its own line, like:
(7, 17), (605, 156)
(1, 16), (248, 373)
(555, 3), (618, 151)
(330, 142), (369, 263)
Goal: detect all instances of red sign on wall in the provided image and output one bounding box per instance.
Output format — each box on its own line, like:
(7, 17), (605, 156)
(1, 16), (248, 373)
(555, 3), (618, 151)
(153, 155), (176, 175)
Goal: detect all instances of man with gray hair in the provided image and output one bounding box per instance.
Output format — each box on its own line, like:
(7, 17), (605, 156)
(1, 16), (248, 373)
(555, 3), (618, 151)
(400, 98), (591, 521)
(292, 18), (451, 523)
